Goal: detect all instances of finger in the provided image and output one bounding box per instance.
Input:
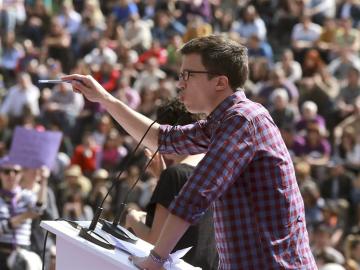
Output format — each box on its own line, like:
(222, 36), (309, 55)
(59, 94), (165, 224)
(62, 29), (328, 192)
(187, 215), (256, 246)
(61, 74), (84, 81)
(128, 256), (147, 270)
(71, 80), (90, 94)
(72, 85), (83, 94)
(144, 148), (153, 158)
(61, 74), (90, 88)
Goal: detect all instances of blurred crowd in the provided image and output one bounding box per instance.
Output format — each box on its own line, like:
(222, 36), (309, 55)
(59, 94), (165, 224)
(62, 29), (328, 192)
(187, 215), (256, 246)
(0, 0), (359, 269)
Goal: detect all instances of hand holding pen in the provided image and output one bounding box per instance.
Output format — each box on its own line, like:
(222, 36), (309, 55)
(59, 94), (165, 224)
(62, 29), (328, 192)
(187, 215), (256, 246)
(49, 74), (112, 104)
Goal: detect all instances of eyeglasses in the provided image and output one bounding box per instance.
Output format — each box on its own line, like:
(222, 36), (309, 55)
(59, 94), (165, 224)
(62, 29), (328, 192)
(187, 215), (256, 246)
(178, 69), (220, 81)
(1, 168), (21, 175)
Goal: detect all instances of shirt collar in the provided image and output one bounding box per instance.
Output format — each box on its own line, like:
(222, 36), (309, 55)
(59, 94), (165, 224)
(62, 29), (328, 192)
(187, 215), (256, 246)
(207, 91), (246, 122)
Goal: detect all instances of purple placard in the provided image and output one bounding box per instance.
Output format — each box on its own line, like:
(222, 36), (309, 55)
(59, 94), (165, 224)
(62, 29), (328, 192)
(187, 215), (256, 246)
(8, 127), (63, 169)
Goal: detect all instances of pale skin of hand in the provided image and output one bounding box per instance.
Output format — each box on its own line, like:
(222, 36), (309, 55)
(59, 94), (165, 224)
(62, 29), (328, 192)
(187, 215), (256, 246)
(36, 166), (49, 205)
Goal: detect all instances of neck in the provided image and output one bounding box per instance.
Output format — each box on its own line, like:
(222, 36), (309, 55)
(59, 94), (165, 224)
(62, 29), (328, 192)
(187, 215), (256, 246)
(176, 154), (205, 167)
(206, 89), (234, 116)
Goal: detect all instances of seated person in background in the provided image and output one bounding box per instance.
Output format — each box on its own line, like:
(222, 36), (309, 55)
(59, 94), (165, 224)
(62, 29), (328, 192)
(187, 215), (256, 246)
(344, 234), (360, 268)
(291, 13), (322, 63)
(125, 99), (218, 270)
(334, 18), (360, 57)
(0, 72), (40, 127)
(334, 96), (360, 153)
(311, 223), (345, 267)
(274, 49), (302, 83)
(320, 158), (354, 205)
(297, 120), (331, 168)
(230, 5), (267, 44)
(247, 34), (273, 65)
(327, 48), (360, 84)
(334, 126), (360, 174)
(269, 88), (298, 129)
(335, 66), (360, 119)
(296, 100), (326, 134)
(62, 190), (94, 221)
(279, 124), (306, 161)
(256, 67), (299, 109)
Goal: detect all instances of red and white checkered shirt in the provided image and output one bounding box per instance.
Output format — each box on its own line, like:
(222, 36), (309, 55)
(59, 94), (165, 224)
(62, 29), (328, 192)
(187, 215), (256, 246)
(159, 91), (317, 269)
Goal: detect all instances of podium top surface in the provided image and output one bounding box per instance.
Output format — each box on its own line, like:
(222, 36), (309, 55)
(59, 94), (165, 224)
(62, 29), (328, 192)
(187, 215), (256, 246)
(41, 220), (200, 270)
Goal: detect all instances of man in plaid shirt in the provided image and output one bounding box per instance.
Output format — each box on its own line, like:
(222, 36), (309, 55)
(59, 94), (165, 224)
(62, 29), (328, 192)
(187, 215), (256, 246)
(64, 35), (317, 269)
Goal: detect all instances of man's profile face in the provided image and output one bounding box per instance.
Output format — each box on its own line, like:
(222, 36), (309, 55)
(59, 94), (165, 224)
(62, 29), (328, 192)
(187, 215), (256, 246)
(176, 54), (217, 115)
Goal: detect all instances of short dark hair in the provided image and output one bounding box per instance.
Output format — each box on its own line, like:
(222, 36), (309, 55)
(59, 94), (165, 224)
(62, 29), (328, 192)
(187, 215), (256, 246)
(156, 98), (201, 125)
(179, 35), (249, 90)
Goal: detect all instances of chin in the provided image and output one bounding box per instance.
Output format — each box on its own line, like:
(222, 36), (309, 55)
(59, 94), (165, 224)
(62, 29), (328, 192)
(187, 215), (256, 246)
(182, 102), (192, 111)
(185, 106), (197, 114)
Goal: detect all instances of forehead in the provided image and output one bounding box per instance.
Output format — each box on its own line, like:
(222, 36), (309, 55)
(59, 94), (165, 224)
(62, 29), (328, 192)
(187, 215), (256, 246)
(181, 54), (204, 70)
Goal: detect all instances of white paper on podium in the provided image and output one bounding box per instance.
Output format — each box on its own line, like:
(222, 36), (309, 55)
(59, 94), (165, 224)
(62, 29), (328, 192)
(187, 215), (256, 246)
(94, 226), (199, 270)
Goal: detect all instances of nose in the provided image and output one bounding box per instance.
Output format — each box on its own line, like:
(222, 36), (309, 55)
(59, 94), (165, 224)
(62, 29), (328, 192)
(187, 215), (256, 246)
(176, 79), (185, 89)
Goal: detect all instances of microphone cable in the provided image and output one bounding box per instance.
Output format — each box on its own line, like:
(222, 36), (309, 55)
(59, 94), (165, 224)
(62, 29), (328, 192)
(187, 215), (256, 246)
(100, 147), (161, 242)
(87, 117), (159, 232)
(101, 121), (180, 242)
(79, 106), (174, 246)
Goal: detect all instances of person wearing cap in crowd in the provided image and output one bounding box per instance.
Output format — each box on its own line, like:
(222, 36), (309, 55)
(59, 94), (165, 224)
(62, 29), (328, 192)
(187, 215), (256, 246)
(0, 157), (46, 270)
(56, 164), (92, 214)
(87, 168), (112, 219)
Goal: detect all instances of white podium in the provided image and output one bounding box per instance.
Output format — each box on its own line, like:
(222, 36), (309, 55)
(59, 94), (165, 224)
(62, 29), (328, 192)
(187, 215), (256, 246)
(40, 220), (199, 270)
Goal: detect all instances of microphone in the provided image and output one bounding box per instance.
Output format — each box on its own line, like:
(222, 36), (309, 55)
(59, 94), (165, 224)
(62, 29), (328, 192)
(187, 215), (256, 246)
(101, 116), (180, 242)
(101, 147), (161, 243)
(77, 106), (173, 247)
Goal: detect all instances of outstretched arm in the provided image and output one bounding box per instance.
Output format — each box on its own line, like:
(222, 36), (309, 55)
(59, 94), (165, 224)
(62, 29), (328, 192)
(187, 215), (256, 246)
(61, 74), (160, 151)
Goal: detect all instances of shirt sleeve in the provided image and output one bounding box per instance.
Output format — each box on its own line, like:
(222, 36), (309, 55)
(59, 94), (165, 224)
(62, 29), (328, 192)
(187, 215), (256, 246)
(158, 120), (211, 155)
(167, 115), (256, 224)
(0, 90), (14, 115)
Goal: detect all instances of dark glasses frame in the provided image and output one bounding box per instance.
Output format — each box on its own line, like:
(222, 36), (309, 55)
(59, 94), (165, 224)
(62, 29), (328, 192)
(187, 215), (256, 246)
(178, 69), (220, 81)
(1, 168), (22, 175)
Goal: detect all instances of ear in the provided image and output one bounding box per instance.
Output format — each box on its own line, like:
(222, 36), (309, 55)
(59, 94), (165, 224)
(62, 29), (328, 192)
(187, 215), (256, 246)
(214, 76), (229, 92)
